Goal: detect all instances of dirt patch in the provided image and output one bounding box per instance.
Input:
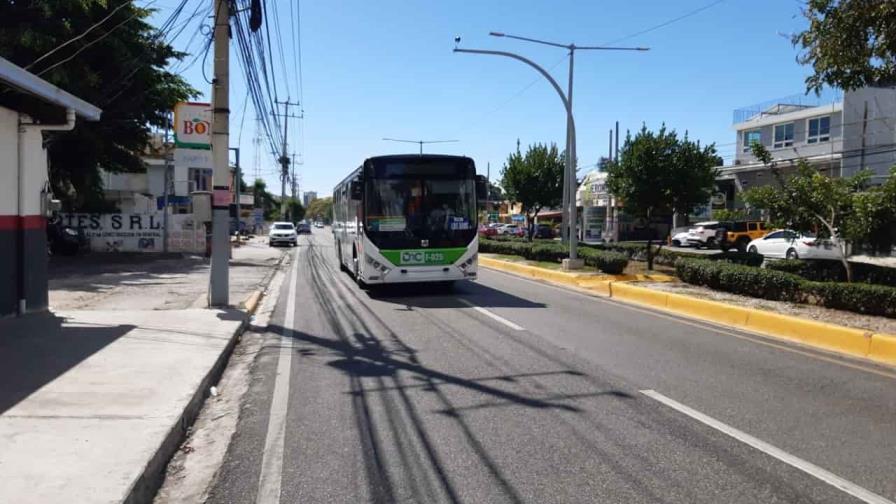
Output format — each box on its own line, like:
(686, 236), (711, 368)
(637, 280), (896, 335)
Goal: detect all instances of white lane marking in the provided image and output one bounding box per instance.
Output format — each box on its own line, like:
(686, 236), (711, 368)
(459, 298), (525, 331)
(255, 247), (300, 504)
(640, 389), (894, 504)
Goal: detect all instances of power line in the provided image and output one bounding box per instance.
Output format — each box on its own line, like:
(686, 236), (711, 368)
(25, 2), (132, 70)
(36, 4), (156, 77)
(271, 1), (292, 98)
(601, 0), (728, 46)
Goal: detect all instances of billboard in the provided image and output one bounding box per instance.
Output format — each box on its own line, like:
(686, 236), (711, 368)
(174, 102), (211, 149)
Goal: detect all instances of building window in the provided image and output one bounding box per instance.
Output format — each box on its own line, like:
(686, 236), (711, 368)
(807, 116), (830, 143)
(743, 130), (761, 152)
(773, 123), (794, 148)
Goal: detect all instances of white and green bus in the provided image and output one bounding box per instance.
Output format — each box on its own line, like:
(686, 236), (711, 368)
(332, 154), (486, 286)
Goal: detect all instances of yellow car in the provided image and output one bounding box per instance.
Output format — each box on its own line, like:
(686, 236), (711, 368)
(722, 221), (769, 252)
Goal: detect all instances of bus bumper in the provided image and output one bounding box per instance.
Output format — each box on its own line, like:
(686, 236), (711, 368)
(365, 265), (476, 284)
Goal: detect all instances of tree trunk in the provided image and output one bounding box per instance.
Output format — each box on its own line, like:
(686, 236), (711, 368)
(646, 238), (654, 271)
(839, 243), (853, 283)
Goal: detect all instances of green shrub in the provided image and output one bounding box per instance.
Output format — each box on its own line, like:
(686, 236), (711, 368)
(481, 238), (628, 274)
(578, 247), (629, 274)
(766, 259), (896, 288)
(529, 243), (566, 262)
(676, 257), (896, 318)
(705, 251), (765, 267)
(809, 282), (896, 318)
(479, 239), (531, 257)
(675, 258), (804, 302)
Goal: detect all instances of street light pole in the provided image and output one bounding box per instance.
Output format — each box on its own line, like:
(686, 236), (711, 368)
(458, 33), (647, 265)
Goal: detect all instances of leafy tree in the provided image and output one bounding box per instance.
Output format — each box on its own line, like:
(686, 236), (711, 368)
(0, 1), (197, 210)
(306, 196), (333, 223)
(500, 143), (564, 240)
(606, 125), (720, 269)
(712, 208), (749, 222)
(252, 179), (280, 220)
(743, 162), (882, 282)
(794, 0), (896, 93)
(487, 182), (504, 202)
(284, 198), (305, 223)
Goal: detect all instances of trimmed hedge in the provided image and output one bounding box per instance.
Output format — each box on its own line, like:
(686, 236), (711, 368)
(480, 239), (629, 274)
(676, 257), (896, 318)
(811, 282), (896, 318)
(675, 258), (804, 302)
(584, 242), (763, 267)
(578, 247), (629, 274)
(765, 259), (896, 288)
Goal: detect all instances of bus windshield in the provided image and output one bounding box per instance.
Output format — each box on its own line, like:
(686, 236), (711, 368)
(366, 178), (476, 249)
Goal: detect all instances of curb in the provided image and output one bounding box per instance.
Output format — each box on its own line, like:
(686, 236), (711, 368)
(123, 251), (287, 504)
(481, 256), (896, 367)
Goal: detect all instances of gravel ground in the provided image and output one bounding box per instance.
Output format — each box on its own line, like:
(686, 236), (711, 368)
(637, 280), (896, 335)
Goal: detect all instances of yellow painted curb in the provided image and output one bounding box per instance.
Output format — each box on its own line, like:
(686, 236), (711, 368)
(869, 333), (896, 365)
(480, 256), (896, 367)
(243, 290), (263, 315)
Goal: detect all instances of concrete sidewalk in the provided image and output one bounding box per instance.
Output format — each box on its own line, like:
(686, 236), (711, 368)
(0, 309), (247, 504)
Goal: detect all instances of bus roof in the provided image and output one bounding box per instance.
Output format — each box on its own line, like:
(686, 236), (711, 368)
(334, 154), (475, 189)
(365, 154), (473, 164)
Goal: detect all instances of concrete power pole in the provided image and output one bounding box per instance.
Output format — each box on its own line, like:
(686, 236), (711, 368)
(209, 0), (230, 306)
(275, 100), (301, 221)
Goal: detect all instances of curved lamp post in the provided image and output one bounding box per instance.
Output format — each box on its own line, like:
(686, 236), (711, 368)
(454, 35), (647, 266)
(453, 47), (580, 263)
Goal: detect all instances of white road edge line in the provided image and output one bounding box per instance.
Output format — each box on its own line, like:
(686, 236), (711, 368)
(255, 247), (300, 504)
(459, 298), (525, 331)
(640, 389), (895, 504)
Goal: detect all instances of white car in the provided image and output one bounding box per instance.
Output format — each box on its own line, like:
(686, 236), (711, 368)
(685, 221), (723, 248)
(268, 222), (298, 247)
(746, 230), (843, 260)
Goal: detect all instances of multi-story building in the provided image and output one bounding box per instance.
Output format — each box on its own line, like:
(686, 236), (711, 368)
(716, 86), (896, 210)
(303, 191), (317, 207)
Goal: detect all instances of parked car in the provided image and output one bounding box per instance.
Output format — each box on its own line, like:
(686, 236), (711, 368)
(269, 222), (298, 247)
(497, 224), (525, 236)
(685, 221), (724, 248)
(479, 224), (498, 238)
(314, 221), (324, 228)
(746, 230), (843, 260)
(533, 224), (554, 239)
(669, 226), (692, 247)
(296, 221), (312, 234)
(722, 220), (769, 252)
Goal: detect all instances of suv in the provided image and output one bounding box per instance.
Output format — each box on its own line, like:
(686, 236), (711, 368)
(722, 220), (769, 252)
(685, 221), (723, 248)
(269, 222), (297, 247)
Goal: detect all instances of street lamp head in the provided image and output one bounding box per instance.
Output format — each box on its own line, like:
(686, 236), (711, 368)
(454, 35), (461, 45)
(489, 31), (505, 37)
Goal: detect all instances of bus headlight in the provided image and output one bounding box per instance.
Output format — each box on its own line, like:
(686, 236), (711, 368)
(366, 254), (390, 274)
(459, 255), (476, 270)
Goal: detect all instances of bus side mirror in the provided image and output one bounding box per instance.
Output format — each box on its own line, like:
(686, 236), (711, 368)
(350, 180), (362, 200)
(475, 175), (488, 207)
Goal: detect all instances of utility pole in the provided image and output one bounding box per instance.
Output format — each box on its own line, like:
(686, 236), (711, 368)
(290, 152), (297, 199)
(209, 0), (230, 306)
(230, 147), (240, 235)
(163, 113), (171, 253)
(274, 99), (301, 220)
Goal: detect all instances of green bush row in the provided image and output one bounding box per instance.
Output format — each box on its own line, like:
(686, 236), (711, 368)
(765, 259), (896, 288)
(675, 257), (896, 318)
(585, 242), (763, 267)
(480, 239), (628, 274)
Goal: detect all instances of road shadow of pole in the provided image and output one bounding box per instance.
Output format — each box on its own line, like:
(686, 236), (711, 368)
(264, 237), (635, 503)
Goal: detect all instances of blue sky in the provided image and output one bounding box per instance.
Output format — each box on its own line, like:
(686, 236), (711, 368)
(151, 0), (827, 198)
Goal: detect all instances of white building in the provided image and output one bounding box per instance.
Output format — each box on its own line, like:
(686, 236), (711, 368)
(0, 56), (101, 316)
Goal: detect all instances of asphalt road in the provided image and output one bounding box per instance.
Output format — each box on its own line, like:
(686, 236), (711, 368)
(205, 231), (896, 504)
